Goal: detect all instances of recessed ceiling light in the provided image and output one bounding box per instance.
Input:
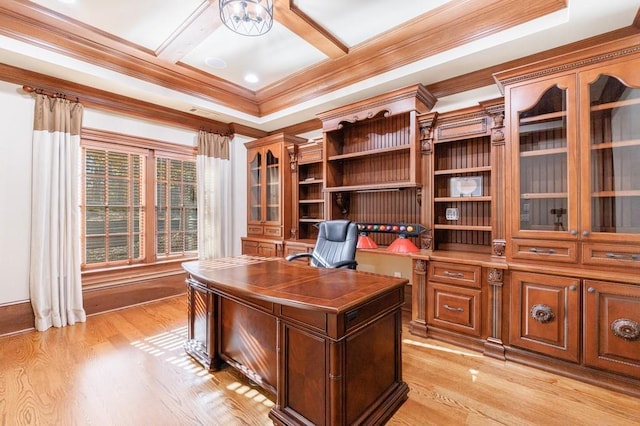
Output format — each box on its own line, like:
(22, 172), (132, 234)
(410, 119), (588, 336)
(57, 0), (76, 4)
(204, 57), (227, 69)
(244, 73), (259, 84)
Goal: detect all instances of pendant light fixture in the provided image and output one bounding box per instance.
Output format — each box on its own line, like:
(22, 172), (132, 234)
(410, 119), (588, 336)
(219, 0), (274, 36)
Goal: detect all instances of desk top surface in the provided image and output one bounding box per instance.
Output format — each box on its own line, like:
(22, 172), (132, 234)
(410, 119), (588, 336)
(182, 256), (408, 313)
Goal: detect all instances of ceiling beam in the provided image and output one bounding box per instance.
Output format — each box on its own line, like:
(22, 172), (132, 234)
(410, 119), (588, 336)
(156, 1), (223, 63)
(274, 0), (348, 59)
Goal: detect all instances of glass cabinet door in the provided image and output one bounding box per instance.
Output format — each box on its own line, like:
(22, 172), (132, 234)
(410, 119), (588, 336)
(265, 148), (280, 223)
(510, 75), (578, 238)
(580, 62), (640, 242)
(248, 150), (262, 223)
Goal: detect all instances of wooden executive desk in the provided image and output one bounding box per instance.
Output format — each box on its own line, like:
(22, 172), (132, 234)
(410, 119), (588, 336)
(182, 256), (409, 426)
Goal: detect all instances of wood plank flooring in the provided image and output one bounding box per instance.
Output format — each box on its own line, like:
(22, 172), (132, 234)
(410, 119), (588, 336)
(1, 296), (638, 425)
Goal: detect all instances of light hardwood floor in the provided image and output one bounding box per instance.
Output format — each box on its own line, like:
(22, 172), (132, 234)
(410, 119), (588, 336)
(1, 296), (638, 425)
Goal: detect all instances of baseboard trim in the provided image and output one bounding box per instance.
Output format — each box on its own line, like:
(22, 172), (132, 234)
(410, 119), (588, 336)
(0, 274), (187, 337)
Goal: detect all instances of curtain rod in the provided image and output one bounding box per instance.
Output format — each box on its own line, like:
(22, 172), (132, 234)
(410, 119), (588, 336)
(22, 85), (80, 103)
(199, 126), (233, 138)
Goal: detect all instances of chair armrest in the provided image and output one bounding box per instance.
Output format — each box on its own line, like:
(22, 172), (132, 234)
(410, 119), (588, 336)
(286, 252), (313, 262)
(328, 259), (358, 269)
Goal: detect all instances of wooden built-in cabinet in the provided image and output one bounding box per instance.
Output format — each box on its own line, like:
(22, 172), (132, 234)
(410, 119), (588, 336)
(290, 139), (325, 242)
(503, 54), (640, 266)
(427, 262), (483, 338)
(318, 84), (436, 247)
(509, 271), (581, 363)
(494, 35), (640, 397)
(584, 280), (640, 379)
(509, 272), (640, 380)
(419, 99), (506, 255)
(237, 38), (640, 398)
(242, 133), (306, 256)
(410, 100), (508, 354)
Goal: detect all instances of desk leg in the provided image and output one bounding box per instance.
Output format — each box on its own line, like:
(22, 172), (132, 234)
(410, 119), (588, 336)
(184, 279), (222, 370)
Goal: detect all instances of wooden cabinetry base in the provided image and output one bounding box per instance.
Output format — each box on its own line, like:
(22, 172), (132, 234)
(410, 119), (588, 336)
(504, 346), (640, 399)
(423, 326), (487, 354)
(483, 337), (506, 360)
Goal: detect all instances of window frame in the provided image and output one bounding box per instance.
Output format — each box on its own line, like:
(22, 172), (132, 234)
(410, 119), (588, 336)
(80, 128), (198, 282)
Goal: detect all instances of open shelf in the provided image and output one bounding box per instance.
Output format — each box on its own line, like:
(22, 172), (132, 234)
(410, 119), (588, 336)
(326, 182), (419, 192)
(434, 166), (491, 176)
(431, 128), (495, 252)
(434, 224), (492, 231)
(328, 144), (410, 161)
(435, 196), (491, 203)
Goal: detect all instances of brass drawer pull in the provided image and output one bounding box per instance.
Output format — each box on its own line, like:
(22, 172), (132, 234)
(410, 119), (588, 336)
(443, 304), (464, 312)
(605, 252), (640, 261)
(611, 318), (640, 341)
(530, 304), (555, 323)
(443, 271), (465, 278)
(529, 248), (557, 254)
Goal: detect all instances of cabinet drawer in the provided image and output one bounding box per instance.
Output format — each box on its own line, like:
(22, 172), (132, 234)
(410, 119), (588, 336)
(248, 225), (263, 235)
(427, 282), (481, 336)
(298, 146), (322, 163)
(584, 280), (640, 379)
(284, 243), (313, 264)
(428, 261), (481, 288)
(263, 226), (282, 237)
(242, 240), (259, 255)
(582, 244), (640, 269)
(511, 238), (578, 263)
(436, 116), (488, 141)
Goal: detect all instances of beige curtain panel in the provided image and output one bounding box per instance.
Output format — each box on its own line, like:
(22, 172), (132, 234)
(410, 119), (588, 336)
(197, 131), (233, 259)
(30, 94), (86, 331)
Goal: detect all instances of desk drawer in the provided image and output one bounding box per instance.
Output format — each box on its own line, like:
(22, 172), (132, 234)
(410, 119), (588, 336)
(428, 261), (481, 288)
(427, 282), (481, 337)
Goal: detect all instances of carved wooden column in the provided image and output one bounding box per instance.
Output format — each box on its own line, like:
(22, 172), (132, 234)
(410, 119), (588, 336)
(483, 100), (506, 258)
(410, 258), (428, 336)
(287, 144), (299, 240)
(484, 267), (506, 359)
(418, 112), (437, 248)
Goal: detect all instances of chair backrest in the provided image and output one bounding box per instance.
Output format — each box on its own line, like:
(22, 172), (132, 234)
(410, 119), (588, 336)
(310, 220), (358, 269)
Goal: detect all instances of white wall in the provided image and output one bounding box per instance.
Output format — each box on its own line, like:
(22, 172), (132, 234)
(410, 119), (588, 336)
(0, 81), (34, 304)
(0, 81), (247, 305)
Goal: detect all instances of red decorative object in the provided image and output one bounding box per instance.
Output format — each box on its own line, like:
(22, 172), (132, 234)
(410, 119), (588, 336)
(386, 235), (419, 253)
(357, 233), (379, 249)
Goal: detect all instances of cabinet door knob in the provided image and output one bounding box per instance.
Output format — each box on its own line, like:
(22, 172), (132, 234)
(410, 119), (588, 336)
(570, 230), (577, 236)
(587, 287), (596, 293)
(530, 304), (555, 323)
(582, 230), (590, 237)
(611, 319), (640, 341)
(569, 285), (577, 291)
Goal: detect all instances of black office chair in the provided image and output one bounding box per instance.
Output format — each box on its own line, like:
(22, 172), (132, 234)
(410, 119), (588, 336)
(286, 220), (358, 269)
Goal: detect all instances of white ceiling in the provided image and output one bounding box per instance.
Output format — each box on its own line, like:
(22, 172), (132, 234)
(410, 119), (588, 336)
(1, 0), (639, 136)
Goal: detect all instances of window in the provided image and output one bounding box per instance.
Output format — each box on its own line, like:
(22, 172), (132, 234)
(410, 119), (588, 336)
(156, 156), (198, 257)
(84, 148), (144, 265)
(81, 129), (197, 269)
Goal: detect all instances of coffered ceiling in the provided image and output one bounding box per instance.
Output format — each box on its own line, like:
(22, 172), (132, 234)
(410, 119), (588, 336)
(0, 0), (638, 137)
